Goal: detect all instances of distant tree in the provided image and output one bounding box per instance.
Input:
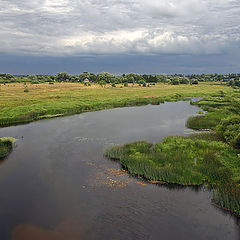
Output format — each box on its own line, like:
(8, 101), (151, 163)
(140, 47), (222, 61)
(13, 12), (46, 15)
(179, 77), (189, 84)
(56, 72), (70, 82)
(191, 79), (199, 85)
(79, 72), (91, 82)
(98, 80), (107, 88)
(171, 77), (180, 85)
(97, 72), (116, 83)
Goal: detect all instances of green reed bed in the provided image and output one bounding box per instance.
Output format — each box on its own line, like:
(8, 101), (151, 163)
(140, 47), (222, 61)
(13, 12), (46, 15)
(213, 184), (240, 214)
(105, 137), (239, 186)
(105, 91), (240, 214)
(0, 137), (15, 159)
(105, 136), (240, 214)
(188, 91), (240, 131)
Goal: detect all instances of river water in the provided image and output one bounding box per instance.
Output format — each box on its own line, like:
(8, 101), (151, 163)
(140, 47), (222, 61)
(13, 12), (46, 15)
(0, 101), (239, 240)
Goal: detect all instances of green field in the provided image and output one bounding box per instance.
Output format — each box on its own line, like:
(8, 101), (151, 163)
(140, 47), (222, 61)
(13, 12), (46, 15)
(0, 82), (231, 127)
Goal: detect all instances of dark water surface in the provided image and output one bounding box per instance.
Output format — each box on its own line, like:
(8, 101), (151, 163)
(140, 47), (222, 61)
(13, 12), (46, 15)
(0, 102), (239, 240)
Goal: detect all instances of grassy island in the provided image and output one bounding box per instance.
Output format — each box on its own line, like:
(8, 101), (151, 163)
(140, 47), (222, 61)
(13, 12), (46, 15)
(105, 90), (240, 215)
(0, 137), (15, 159)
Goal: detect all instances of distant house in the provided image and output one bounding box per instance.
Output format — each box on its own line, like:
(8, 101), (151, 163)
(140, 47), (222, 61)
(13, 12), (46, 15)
(83, 78), (90, 83)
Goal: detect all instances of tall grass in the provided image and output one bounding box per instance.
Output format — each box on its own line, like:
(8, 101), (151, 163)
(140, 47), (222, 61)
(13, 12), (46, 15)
(0, 137), (15, 159)
(186, 115), (221, 130)
(213, 184), (240, 214)
(105, 137), (240, 214)
(105, 92), (240, 214)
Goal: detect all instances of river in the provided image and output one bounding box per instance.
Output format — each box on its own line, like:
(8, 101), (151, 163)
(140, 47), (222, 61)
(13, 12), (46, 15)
(0, 101), (239, 240)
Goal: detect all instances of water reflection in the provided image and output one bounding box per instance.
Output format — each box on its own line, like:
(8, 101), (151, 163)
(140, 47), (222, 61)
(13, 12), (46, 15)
(0, 102), (239, 240)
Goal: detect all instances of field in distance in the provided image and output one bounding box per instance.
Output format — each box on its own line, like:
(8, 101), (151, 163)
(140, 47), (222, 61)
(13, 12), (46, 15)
(0, 82), (232, 127)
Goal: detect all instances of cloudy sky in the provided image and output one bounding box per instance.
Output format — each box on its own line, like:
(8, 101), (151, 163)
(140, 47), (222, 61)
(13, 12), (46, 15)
(0, 0), (240, 74)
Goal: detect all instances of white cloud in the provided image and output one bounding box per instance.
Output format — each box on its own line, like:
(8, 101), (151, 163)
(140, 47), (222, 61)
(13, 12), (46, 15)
(0, 0), (239, 56)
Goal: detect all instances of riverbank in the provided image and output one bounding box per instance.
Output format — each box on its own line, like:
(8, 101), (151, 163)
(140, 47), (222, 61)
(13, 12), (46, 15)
(0, 137), (15, 159)
(105, 90), (240, 215)
(0, 82), (231, 127)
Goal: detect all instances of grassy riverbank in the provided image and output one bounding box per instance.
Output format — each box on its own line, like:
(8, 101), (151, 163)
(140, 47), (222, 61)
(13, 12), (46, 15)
(0, 82), (230, 127)
(0, 137), (15, 159)
(105, 90), (240, 214)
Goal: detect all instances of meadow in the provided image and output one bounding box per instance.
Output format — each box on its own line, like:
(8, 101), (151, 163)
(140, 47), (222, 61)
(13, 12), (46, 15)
(0, 82), (230, 127)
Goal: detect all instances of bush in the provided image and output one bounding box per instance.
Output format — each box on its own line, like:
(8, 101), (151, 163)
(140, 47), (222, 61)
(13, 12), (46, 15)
(233, 133), (240, 148)
(216, 116), (240, 147)
(0, 137), (15, 159)
(24, 88), (29, 92)
(186, 115), (220, 130)
(171, 79), (180, 85)
(191, 80), (199, 85)
(31, 80), (40, 84)
(180, 78), (189, 84)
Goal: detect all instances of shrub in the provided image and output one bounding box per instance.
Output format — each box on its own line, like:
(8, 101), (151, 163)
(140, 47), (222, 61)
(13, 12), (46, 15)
(179, 78), (189, 84)
(31, 80), (40, 84)
(171, 79), (180, 85)
(191, 80), (199, 85)
(216, 116), (240, 147)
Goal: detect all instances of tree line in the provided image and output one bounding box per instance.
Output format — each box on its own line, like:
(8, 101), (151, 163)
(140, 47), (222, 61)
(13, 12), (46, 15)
(1, 72), (240, 86)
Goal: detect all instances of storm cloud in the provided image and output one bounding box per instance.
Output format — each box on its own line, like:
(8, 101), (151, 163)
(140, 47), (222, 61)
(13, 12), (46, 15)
(0, 0), (240, 74)
(0, 0), (239, 56)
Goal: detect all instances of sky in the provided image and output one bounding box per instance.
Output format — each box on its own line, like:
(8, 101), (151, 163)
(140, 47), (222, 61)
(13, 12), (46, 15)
(0, 0), (240, 75)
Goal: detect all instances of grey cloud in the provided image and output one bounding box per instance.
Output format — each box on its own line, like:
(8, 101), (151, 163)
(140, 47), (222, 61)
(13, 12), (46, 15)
(0, 0), (239, 56)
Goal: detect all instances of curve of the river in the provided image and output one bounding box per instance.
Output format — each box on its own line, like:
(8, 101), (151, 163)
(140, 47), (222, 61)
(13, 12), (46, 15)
(0, 101), (239, 240)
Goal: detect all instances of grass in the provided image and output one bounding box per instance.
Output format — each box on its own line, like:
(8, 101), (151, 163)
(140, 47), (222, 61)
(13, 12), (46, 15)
(105, 137), (240, 214)
(187, 91), (240, 130)
(0, 137), (16, 159)
(105, 90), (240, 214)
(105, 137), (239, 186)
(0, 82), (231, 127)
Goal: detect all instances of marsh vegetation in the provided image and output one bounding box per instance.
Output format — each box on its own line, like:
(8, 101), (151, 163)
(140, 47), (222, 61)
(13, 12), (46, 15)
(105, 90), (240, 215)
(0, 137), (15, 159)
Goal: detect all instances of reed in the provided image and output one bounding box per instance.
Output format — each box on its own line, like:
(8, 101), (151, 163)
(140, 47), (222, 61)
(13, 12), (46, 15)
(105, 136), (240, 214)
(0, 137), (15, 159)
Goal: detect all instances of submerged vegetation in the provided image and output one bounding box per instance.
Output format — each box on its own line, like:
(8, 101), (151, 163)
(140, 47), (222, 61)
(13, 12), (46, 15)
(0, 137), (15, 159)
(105, 89), (240, 215)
